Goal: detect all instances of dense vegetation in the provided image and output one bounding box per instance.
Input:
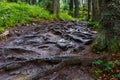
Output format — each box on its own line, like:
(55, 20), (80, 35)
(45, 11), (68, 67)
(0, 1), (75, 32)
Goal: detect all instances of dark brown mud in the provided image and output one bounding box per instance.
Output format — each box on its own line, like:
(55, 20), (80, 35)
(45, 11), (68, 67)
(0, 21), (104, 80)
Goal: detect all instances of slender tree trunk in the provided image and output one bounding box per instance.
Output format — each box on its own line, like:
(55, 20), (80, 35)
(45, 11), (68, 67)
(87, 0), (91, 21)
(53, 0), (60, 19)
(91, 0), (95, 21)
(69, 0), (74, 16)
(73, 0), (79, 18)
(92, 0), (100, 21)
(98, 0), (103, 18)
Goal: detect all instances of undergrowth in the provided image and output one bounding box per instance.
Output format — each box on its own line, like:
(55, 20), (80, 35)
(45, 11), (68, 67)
(59, 12), (75, 20)
(93, 59), (120, 79)
(0, 2), (52, 31)
(88, 21), (100, 29)
(0, 2), (75, 32)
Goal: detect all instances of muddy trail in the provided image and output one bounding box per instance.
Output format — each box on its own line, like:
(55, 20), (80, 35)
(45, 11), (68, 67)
(0, 21), (106, 80)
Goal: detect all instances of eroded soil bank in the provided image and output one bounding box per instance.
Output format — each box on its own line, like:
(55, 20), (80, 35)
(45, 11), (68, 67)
(0, 21), (106, 80)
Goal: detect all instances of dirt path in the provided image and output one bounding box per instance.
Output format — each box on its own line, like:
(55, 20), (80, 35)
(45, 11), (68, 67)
(0, 21), (104, 80)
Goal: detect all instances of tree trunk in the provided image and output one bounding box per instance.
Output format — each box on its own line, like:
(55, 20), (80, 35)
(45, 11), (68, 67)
(93, 0), (120, 52)
(73, 0), (79, 18)
(69, 0), (74, 16)
(92, 0), (100, 21)
(53, 0), (60, 19)
(87, 0), (91, 21)
(31, 0), (36, 5)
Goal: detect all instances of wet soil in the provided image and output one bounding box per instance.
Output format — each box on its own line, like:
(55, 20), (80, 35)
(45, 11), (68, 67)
(0, 21), (106, 80)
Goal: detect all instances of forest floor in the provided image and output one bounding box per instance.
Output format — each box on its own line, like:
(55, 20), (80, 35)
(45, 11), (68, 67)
(0, 21), (118, 80)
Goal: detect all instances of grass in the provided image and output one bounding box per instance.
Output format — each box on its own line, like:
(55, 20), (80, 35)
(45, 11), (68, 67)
(0, 2), (75, 32)
(59, 12), (76, 20)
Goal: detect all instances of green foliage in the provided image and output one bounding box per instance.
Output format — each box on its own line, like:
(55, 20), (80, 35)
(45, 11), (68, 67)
(0, 27), (4, 33)
(0, 2), (55, 32)
(107, 38), (120, 52)
(104, 61), (114, 72)
(79, 10), (88, 21)
(95, 69), (102, 77)
(116, 73), (120, 79)
(78, 4), (88, 21)
(89, 21), (100, 29)
(94, 50), (105, 54)
(60, 0), (68, 10)
(93, 60), (114, 77)
(93, 60), (114, 71)
(116, 62), (120, 66)
(0, 0), (6, 2)
(39, 0), (52, 8)
(0, 2), (75, 32)
(94, 60), (120, 79)
(92, 30), (107, 52)
(93, 29), (120, 52)
(92, 60), (103, 65)
(59, 12), (76, 20)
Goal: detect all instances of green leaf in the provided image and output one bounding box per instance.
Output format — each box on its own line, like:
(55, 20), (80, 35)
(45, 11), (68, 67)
(116, 62), (120, 66)
(92, 60), (103, 65)
(116, 73), (120, 79)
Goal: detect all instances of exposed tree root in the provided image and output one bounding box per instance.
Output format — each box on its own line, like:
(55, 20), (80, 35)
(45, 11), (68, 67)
(26, 55), (108, 80)
(0, 54), (107, 79)
(26, 61), (66, 80)
(0, 21), (107, 80)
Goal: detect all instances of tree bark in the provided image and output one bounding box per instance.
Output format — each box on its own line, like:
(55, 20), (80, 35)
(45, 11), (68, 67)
(93, 0), (120, 52)
(87, 0), (91, 21)
(53, 0), (60, 19)
(69, 0), (74, 16)
(92, 0), (100, 21)
(73, 0), (79, 18)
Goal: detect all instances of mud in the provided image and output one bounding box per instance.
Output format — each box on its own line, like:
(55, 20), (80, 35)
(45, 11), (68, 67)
(0, 21), (98, 80)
